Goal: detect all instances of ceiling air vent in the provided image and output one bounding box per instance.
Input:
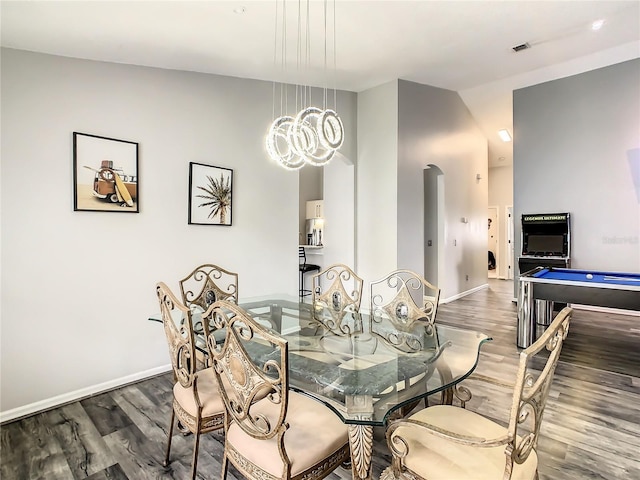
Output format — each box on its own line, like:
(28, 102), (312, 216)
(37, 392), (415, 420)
(512, 42), (530, 52)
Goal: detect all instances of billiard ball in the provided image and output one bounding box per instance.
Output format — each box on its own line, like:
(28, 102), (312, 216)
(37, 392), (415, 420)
(586, 274), (593, 279)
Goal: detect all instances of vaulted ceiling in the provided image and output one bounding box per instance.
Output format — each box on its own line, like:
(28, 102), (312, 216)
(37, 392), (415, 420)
(2, 1), (639, 166)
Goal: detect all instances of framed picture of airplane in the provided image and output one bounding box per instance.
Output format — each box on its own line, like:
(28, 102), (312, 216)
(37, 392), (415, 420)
(188, 162), (233, 226)
(73, 132), (139, 213)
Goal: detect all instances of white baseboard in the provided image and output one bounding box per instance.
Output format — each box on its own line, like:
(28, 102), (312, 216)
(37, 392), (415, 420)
(0, 364), (172, 424)
(440, 283), (489, 304)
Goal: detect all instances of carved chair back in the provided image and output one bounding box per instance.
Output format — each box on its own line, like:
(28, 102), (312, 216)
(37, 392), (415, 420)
(203, 301), (290, 459)
(370, 269), (440, 352)
(156, 282), (197, 388)
(179, 264), (239, 312)
(311, 263), (364, 335)
(505, 306), (571, 471)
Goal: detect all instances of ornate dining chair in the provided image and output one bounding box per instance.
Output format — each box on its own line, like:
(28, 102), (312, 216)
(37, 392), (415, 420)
(155, 282), (225, 480)
(179, 264), (238, 368)
(203, 300), (351, 480)
(179, 264), (239, 311)
(311, 263), (364, 335)
(370, 269), (441, 353)
(381, 307), (572, 480)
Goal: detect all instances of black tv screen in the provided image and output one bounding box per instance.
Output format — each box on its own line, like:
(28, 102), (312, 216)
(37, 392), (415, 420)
(525, 235), (564, 255)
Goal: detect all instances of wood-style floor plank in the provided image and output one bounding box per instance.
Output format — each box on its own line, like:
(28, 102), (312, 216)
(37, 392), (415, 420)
(46, 402), (117, 478)
(85, 463), (129, 480)
(1, 413), (74, 480)
(2, 279), (639, 479)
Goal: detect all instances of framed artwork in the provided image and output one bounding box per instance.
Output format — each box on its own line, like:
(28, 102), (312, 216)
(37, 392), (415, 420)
(73, 132), (139, 213)
(188, 162), (233, 226)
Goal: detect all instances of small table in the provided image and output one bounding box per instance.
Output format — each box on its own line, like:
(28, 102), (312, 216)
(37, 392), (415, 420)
(518, 267), (640, 347)
(151, 296), (491, 480)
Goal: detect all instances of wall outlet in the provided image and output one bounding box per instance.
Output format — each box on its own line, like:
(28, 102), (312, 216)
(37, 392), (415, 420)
(454, 239), (457, 246)
(465, 274), (469, 281)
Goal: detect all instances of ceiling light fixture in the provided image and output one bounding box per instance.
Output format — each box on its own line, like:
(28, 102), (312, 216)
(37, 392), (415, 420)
(265, 0), (344, 170)
(498, 129), (512, 142)
(592, 19), (605, 31)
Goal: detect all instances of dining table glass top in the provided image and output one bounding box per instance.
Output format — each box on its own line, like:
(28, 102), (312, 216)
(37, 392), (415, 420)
(151, 295), (491, 427)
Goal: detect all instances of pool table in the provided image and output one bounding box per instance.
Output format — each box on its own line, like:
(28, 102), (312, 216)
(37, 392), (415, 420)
(517, 267), (640, 348)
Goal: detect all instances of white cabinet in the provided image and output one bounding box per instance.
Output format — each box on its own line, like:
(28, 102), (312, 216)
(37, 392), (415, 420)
(306, 200), (324, 219)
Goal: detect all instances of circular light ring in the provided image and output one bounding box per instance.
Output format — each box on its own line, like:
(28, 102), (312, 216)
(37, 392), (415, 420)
(266, 107), (344, 169)
(317, 109), (344, 150)
(292, 107), (337, 165)
(287, 110), (320, 157)
(266, 116), (305, 170)
(290, 107), (322, 158)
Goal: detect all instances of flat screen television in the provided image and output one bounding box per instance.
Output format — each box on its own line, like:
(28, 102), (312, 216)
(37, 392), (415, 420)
(524, 234), (565, 256)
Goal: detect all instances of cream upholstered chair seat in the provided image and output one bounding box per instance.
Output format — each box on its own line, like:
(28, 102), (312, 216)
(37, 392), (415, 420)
(172, 368), (225, 421)
(205, 300), (351, 480)
(382, 307), (572, 480)
(226, 391), (349, 478)
(156, 282), (225, 480)
(393, 405), (537, 480)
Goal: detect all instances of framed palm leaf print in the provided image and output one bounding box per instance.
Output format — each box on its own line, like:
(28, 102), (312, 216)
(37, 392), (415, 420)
(188, 162), (233, 226)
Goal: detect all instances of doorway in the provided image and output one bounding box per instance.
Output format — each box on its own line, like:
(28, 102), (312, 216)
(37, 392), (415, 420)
(488, 206), (499, 278)
(424, 165), (444, 286)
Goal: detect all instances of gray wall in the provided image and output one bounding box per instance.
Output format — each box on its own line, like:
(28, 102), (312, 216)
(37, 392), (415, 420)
(0, 48), (356, 418)
(514, 59), (640, 281)
(397, 80), (488, 299)
(356, 79), (488, 304)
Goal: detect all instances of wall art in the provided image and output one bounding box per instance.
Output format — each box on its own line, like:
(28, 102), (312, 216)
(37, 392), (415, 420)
(73, 132), (139, 213)
(188, 162), (233, 226)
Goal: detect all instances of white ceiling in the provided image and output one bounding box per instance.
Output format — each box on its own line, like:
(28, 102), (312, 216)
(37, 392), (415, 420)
(2, 0), (639, 166)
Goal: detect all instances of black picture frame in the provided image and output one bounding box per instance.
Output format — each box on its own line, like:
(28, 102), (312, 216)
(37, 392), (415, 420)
(73, 132), (139, 213)
(188, 162), (233, 226)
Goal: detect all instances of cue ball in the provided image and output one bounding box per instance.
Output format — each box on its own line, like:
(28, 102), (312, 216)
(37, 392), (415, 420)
(586, 274), (593, 279)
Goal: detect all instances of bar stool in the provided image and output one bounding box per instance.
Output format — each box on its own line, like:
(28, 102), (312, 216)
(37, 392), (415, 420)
(299, 247), (320, 297)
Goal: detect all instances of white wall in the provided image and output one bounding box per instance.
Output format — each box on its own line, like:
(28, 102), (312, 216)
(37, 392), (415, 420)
(356, 81), (399, 306)
(514, 59), (640, 277)
(488, 164), (514, 279)
(323, 155), (356, 269)
(397, 80), (488, 300)
(0, 48), (356, 418)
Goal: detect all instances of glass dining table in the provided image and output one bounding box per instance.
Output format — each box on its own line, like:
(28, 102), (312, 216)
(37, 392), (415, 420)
(150, 295), (491, 480)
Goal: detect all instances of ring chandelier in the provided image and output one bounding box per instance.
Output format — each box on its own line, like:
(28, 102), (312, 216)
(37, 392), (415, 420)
(265, 0), (344, 170)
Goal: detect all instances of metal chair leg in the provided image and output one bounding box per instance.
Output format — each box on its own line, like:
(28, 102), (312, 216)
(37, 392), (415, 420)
(191, 424), (201, 480)
(221, 451), (229, 479)
(164, 408), (176, 467)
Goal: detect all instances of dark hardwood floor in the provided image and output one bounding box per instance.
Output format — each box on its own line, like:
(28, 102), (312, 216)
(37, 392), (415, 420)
(2, 279), (639, 479)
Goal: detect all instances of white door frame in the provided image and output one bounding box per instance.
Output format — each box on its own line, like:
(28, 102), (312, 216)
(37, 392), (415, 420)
(506, 205), (514, 280)
(488, 206), (499, 278)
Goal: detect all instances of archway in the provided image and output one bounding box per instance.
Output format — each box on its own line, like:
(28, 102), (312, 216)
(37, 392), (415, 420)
(424, 165), (444, 287)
